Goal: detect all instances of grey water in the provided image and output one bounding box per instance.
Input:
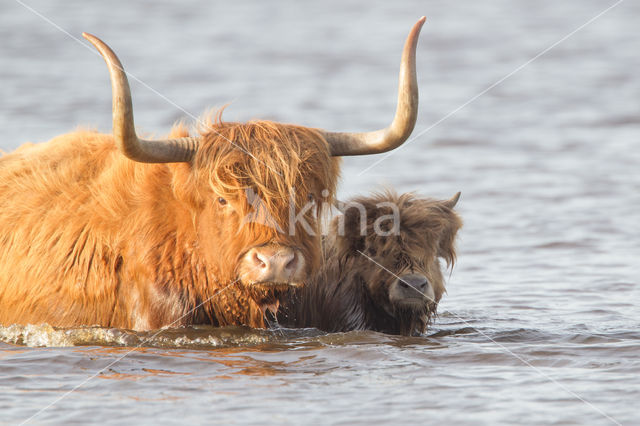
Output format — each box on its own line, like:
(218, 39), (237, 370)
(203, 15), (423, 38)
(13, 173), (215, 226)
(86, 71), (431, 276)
(1, 0), (639, 424)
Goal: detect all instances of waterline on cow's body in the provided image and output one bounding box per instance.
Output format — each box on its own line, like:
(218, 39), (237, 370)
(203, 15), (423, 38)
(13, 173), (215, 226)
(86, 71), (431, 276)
(0, 323), (321, 349)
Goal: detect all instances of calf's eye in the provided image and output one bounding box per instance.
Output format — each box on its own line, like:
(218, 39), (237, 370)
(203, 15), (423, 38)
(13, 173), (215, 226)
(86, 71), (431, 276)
(218, 197), (227, 206)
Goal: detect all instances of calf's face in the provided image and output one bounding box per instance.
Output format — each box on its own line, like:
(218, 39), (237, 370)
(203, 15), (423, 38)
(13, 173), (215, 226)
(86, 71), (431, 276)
(334, 192), (462, 335)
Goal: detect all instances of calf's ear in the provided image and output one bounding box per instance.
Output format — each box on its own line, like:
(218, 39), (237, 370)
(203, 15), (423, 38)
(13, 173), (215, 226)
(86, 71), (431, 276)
(437, 193), (463, 267)
(437, 221), (459, 267)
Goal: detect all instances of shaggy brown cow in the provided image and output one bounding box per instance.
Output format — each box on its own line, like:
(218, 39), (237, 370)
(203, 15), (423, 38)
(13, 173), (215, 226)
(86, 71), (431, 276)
(0, 19), (427, 330)
(277, 191), (462, 336)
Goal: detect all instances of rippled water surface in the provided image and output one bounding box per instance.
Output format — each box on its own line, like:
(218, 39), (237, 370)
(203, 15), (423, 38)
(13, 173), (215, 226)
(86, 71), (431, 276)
(1, 0), (639, 424)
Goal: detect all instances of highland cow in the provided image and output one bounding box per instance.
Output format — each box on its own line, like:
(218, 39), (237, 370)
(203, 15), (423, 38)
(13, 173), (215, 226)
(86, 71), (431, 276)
(0, 19), (427, 330)
(278, 191), (462, 336)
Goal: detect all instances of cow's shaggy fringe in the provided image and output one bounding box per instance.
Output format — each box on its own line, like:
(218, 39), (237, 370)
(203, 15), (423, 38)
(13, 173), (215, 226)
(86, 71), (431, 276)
(0, 113), (339, 330)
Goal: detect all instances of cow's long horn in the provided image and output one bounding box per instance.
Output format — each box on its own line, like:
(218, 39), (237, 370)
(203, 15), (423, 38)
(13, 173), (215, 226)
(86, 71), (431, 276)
(83, 33), (199, 163)
(323, 17), (425, 157)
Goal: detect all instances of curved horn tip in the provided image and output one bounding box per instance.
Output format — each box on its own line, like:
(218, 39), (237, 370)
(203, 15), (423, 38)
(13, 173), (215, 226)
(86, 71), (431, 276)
(324, 17), (426, 157)
(412, 16), (426, 34)
(444, 192), (461, 209)
(82, 32), (100, 44)
(82, 33), (111, 56)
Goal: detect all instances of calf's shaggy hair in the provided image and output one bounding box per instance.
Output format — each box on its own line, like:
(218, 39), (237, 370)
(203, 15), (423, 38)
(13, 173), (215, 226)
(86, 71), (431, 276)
(278, 191), (462, 336)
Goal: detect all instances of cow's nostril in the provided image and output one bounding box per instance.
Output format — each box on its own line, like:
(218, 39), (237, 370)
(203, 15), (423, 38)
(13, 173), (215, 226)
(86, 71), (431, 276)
(284, 252), (298, 272)
(253, 252), (267, 268)
(400, 281), (409, 289)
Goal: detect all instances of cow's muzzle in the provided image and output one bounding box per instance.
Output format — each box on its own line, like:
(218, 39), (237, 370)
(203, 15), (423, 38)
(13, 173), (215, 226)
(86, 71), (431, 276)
(239, 245), (305, 287)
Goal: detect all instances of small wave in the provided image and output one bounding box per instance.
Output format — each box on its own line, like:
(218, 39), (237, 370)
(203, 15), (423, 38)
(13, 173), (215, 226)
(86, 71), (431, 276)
(532, 241), (591, 250)
(429, 327), (478, 338)
(0, 323), (323, 349)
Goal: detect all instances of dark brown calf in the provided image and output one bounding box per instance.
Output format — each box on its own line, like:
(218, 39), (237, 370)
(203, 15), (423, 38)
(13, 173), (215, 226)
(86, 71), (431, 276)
(278, 191), (462, 336)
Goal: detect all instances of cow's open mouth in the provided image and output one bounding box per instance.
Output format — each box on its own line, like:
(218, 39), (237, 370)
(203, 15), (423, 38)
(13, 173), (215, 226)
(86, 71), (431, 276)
(252, 281), (302, 290)
(246, 281), (298, 316)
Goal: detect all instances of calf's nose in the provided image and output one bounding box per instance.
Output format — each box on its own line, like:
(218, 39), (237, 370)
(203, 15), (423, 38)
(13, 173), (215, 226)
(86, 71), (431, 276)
(399, 274), (428, 291)
(398, 274), (435, 301)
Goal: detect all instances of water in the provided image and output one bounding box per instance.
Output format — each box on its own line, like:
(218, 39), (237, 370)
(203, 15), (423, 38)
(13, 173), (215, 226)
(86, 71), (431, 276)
(1, 0), (639, 424)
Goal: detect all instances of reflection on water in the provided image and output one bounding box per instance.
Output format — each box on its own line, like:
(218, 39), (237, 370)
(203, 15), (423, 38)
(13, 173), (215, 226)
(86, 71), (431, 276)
(1, 0), (640, 424)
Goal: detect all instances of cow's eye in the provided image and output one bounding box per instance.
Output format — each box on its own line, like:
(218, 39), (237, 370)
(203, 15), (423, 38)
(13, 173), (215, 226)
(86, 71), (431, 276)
(307, 194), (315, 203)
(218, 197), (227, 206)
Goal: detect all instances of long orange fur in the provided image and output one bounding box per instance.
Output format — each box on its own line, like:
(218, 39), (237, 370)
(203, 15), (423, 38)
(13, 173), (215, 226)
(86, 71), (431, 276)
(0, 117), (340, 330)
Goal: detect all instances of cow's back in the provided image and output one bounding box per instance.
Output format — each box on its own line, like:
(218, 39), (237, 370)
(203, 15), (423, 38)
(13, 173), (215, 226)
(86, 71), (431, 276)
(0, 131), (145, 328)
